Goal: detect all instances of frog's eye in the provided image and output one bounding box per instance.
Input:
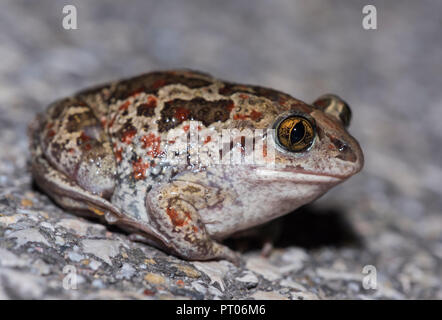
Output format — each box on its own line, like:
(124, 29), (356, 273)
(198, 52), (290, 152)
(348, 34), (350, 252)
(275, 115), (315, 152)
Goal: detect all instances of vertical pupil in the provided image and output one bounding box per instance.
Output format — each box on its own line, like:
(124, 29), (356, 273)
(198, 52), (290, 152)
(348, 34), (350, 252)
(290, 121), (305, 144)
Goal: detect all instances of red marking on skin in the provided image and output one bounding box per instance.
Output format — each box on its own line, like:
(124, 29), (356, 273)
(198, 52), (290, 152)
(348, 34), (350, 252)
(204, 136), (212, 144)
(328, 144), (335, 150)
(197, 126), (202, 131)
(263, 143), (268, 157)
(166, 207), (191, 227)
(174, 107), (191, 121)
(147, 146), (161, 157)
(152, 79), (167, 89)
(140, 133), (161, 157)
(68, 148), (75, 154)
(108, 115), (116, 128)
(46, 122), (54, 129)
(138, 96), (157, 110)
(183, 125), (190, 132)
(226, 102), (235, 112)
(119, 101), (131, 111)
(147, 96), (157, 106)
(249, 110), (263, 121)
(234, 110), (262, 121)
(121, 128), (137, 144)
(84, 143), (92, 151)
(79, 132), (91, 142)
(193, 226), (198, 233)
(132, 158), (149, 180)
(278, 97), (287, 105)
(115, 147), (123, 162)
(168, 140), (175, 144)
(129, 87), (144, 97)
(47, 129), (56, 138)
(100, 117), (107, 128)
(239, 94), (249, 99)
(233, 114), (248, 120)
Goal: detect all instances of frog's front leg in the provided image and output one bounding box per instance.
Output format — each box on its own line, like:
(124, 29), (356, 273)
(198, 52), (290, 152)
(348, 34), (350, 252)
(146, 179), (240, 264)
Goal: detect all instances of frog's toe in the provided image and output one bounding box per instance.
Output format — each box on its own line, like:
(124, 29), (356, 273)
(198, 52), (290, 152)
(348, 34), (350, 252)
(146, 184), (240, 263)
(210, 243), (242, 266)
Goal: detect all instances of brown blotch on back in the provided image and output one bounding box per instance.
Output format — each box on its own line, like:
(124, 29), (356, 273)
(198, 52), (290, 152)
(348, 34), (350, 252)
(117, 120), (138, 144)
(137, 102), (156, 118)
(219, 82), (293, 105)
(65, 109), (97, 133)
(157, 97), (234, 132)
(111, 72), (213, 102)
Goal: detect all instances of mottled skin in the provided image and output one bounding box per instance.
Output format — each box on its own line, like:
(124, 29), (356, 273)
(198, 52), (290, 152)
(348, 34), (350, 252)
(29, 70), (363, 264)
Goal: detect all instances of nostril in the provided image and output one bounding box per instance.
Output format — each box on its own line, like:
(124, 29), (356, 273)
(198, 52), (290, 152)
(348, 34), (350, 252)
(331, 137), (347, 152)
(329, 136), (357, 163)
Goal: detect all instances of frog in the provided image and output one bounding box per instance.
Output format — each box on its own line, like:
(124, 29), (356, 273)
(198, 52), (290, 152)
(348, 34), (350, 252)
(29, 70), (363, 264)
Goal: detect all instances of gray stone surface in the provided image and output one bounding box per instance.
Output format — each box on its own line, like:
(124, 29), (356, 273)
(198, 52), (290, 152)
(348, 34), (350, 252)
(0, 0), (441, 299)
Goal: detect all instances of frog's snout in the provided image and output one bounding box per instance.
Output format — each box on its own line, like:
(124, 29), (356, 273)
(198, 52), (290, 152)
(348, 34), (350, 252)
(334, 133), (364, 177)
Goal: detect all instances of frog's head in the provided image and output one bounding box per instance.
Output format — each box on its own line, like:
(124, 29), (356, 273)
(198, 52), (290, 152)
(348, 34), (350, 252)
(253, 94), (364, 191)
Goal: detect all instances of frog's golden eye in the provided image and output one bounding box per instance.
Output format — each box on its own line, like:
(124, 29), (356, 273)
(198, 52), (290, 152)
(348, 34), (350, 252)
(275, 115), (315, 152)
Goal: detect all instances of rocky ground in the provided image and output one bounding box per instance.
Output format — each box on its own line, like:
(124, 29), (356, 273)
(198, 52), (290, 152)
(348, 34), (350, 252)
(0, 0), (441, 299)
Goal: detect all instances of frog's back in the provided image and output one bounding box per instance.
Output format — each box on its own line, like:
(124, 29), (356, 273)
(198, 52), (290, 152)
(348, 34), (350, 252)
(75, 70), (216, 119)
(31, 69), (309, 217)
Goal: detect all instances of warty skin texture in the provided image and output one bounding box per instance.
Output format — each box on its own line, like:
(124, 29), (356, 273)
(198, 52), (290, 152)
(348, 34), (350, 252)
(29, 70), (363, 263)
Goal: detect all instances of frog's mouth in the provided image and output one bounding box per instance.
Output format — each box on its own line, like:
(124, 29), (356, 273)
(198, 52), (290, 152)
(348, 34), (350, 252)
(253, 168), (344, 184)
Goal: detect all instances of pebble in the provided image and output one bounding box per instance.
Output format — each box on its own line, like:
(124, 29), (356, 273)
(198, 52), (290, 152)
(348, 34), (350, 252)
(173, 264), (201, 279)
(236, 271), (259, 286)
(81, 239), (123, 265)
(68, 251), (84, 262)
(144, 273), (165, 285)
(279, 278), (307, 291)
(0, 214), (22, 226)
(245, 257), (282, 281)
(56, 219), (90, 236)
(7, 228), (50, 247)
(39, 221), (55, 232)
(192, 261), (230, 291)
(88, 260), (102, 271)
(116, 263), (135, 280)
(55, 236), (65, 246)
(191, 281), (208, 295)
(291, 291), (319, 300)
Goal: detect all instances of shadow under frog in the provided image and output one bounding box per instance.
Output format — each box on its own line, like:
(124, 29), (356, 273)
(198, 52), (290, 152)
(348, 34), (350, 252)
(225, 204), (363, 253)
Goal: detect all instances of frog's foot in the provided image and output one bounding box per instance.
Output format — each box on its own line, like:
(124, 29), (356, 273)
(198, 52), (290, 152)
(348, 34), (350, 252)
(260, 241), (274, 258)
(146, 181), (241, 265)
